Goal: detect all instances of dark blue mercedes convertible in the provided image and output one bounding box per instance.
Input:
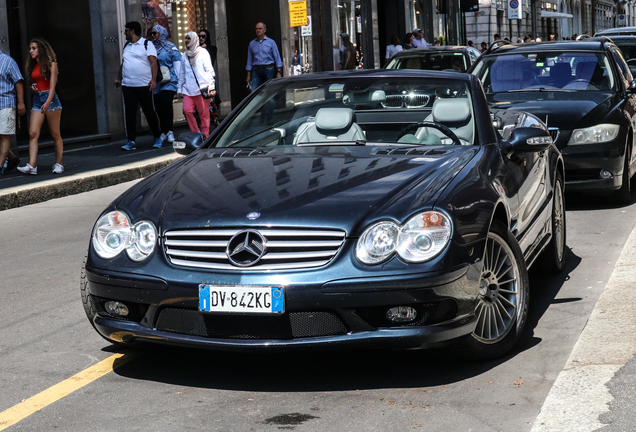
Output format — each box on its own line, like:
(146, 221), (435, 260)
(81, 70), (565, 360)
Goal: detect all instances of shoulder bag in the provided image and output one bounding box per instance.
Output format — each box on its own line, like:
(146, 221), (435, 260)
(189, 60), (214, 99)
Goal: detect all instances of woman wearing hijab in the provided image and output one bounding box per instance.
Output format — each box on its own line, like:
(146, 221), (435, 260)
(177, 31), (215, 136)
(151, 25), (182, 143)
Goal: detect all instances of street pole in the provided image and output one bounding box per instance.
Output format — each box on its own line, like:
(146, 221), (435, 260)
(531, 0), (537, 38)
(448, 0), (460, 44)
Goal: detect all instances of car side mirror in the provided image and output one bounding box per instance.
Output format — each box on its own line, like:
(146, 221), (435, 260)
(173, 132), (206, 155)
(504, 127), (553, 154)
(628, 80), (636, 93)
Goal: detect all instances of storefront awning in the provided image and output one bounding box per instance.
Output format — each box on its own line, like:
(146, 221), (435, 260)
(541, 11), (574, 18)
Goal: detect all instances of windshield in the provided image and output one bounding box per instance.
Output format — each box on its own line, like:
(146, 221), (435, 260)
(472, 51), (615, 93)
(213, 76), (476, 148)
(385, 51), (468, 72)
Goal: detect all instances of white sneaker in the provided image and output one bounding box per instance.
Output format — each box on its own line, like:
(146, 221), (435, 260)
(52, 163), (64, 174)
(160, 133), (167, 142)
(17, 163), (37, 175)
(167, 131), (175, 142)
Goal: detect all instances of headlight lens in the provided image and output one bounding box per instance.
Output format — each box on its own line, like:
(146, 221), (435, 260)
(356, 221), (400, 264)
(126, 221), (158, 261)
(397, 212), (452, 263)
(92, 211), (157, 261)
(567, 124), (620, 145)
(356, 211), (452, 265)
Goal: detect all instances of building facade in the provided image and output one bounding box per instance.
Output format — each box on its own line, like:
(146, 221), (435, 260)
(0, 0), (633, 146)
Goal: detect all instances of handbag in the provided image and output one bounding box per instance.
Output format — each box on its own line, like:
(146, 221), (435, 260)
(159, 65), (170, 83)
(189, 60), (214, 99)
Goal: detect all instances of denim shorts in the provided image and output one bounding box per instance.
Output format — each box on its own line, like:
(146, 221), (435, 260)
(32, 90), (62, 112)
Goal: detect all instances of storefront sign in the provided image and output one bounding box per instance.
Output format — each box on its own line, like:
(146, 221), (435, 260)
(507, 0), (520, 19)
(289, 0), (308, 27)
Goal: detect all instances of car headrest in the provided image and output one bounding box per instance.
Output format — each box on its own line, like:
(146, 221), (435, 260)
(576, 61), (601, 80)
(315, 108), (355, 132)
(432, 98), (471, 124)
(550, 62), (572, 81)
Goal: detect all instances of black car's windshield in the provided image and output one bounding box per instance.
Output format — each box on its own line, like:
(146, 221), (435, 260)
(473, 51), (615, 94)
(213, 76), (476, 148)
(385, 52), (468, 72)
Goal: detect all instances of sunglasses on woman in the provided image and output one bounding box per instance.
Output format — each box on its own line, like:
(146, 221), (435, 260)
(199, 34), (206, 39)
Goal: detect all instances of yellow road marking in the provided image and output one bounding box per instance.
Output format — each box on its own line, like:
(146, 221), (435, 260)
(0, 351), (138, 431)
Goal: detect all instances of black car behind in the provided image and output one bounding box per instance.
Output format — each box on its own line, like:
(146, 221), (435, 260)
(470, 39), (636, 202)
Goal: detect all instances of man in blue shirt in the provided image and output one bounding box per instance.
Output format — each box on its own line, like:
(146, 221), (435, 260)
(0, 50), (26, 176)
(246, 22), (283, 91)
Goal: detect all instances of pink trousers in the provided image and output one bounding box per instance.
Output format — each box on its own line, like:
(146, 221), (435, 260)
(183, 94), (211, 136)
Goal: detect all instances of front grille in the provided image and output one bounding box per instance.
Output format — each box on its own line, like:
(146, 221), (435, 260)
(165, 228), (346, 271)
(381, 94), (431, 109)
(155, 308), (348, 339)
(548, 127), (560, 143)
(404, 94), (430, 108)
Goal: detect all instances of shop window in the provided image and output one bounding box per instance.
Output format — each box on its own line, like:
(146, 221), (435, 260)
(142, 0), (208, 51)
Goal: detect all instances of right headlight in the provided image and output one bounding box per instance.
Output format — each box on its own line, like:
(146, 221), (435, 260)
(356, 211), (452, 265)
(92, 211), (157, 261)
(567, 124), (620, 145)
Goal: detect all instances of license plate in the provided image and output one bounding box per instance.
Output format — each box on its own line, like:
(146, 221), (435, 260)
(198, 285), (284, 314)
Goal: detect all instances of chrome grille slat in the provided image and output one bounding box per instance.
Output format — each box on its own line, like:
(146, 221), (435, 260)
(169, 258), (332, 271)
(266, 240), (343, 247)
(165, 229), (240, 237)
(261, 251), (337, 260)
(164, 227), (346, 271)
(165, 249), (227, 259)
(165, 240), (227, 247)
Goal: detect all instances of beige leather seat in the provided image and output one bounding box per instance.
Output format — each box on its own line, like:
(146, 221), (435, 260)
(398, 98), (474, 145)
(294, 108), (365, 144)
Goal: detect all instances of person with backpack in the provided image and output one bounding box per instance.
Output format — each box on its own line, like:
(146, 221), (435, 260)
(114, 21), (163, 150)
(150, 24), (182, 144)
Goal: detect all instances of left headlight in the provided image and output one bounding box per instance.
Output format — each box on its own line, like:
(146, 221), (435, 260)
(567, 124), (620, 145)
(92, 211), (157, 261)
(356, 211), (452, 265)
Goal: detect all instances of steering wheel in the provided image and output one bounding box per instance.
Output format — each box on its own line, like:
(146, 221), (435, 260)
(397, 121), (462, 146)
(626, 58), (636, 65)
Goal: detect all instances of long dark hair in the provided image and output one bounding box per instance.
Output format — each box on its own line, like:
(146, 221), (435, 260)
(199, 29), (212, 47)
(26, 38), (57, 81)
(403, 33), (413, 45)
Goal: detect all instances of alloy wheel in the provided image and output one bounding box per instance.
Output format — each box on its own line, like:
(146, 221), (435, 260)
(474, 232), (522, 344)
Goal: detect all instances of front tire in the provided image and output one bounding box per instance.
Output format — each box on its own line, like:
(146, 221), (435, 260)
(614, 150), (632, 204)
(538, 171), (566, 273)
(80, 252), (126, 347)
(455, 221), (529, 360)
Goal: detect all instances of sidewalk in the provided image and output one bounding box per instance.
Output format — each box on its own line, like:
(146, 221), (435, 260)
(0, 129), (187, 211)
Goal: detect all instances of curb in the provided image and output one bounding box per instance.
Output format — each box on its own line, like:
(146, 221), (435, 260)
(0, 154), (182, 211)
(531, 221), (636, 431)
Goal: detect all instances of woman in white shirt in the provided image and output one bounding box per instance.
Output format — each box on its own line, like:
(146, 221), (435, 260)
(385, 35), (403, 60)
(178, 31), (215, 136)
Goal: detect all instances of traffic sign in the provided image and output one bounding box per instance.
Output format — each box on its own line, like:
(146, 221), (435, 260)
(289, 0), (307, 27)
(508, 0), (520, 19)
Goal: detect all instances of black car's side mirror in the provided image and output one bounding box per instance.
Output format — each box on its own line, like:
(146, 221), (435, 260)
(173, 132), (206, 155)
(628, 80), (636, 93)
(503, 127), (553, 154)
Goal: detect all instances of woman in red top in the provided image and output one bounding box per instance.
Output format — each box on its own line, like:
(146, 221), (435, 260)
(17, 38), (64, 175)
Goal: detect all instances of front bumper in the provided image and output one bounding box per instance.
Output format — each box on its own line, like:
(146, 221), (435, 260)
(560, 135), (626, 192)
(85, 262), (479, 351)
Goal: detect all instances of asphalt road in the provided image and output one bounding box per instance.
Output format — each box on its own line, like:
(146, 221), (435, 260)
(1, 182), (635, 431)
